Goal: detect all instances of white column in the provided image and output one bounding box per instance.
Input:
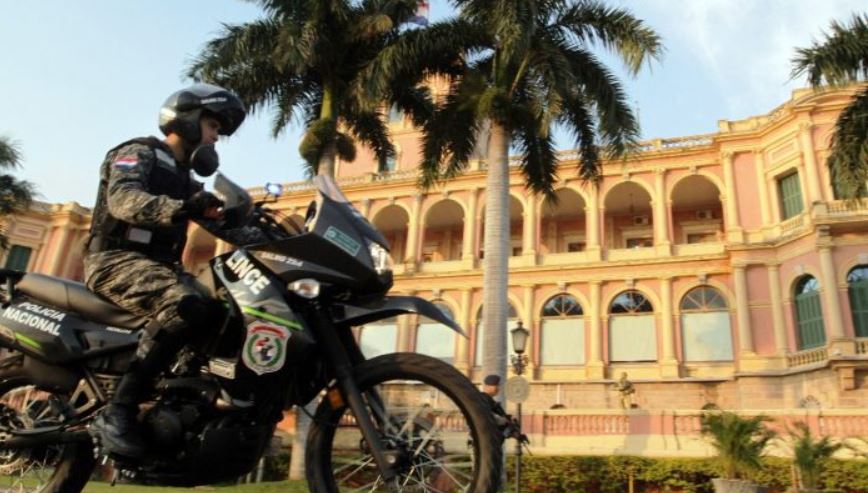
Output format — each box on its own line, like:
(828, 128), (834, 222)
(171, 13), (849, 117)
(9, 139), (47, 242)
(722, 151), (741, 232)
(587, 281), (604, 378)
(818, 245), (845, 340)
(586, 186), (601, 259)
(522, 196), (537, 259)
(653, 169), (670, 247)
(733, 265), (754, 354)
(47, 224), (71, 276)
(660, 277), (679, 377)
(456, 289), (473, 374)
(405, 194), (423, 265)
(463, 188), (478, 261)
(767, 264), (789, 356)
(753, 151), (772, 226)
(798, 122), (824, 203)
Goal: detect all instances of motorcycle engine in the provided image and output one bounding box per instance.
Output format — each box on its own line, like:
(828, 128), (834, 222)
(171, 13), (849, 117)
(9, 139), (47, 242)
(133, 376), (277, 485)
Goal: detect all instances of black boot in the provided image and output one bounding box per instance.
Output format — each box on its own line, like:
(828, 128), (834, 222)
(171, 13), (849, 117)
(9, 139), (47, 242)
(91, 333), (184, 459)
(90, 373), (147, 458)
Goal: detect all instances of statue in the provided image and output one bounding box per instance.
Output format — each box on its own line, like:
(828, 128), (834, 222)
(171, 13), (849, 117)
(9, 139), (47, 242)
(615, 372), (636, 409)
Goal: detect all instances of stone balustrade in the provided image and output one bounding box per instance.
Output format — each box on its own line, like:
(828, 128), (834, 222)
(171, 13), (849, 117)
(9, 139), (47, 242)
(786, 346), (829, 367)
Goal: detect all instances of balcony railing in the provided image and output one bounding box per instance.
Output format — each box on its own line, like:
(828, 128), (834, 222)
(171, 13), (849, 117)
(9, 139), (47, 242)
(672, 242), (726, 256)
(826, 198), (868, 215)
(856, 338), (868, 355)
(787, 346), (828, 368)
(779, 213), (807, 237)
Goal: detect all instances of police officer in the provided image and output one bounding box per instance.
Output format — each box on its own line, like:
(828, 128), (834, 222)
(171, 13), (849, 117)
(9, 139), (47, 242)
(85, 83), (259, 458)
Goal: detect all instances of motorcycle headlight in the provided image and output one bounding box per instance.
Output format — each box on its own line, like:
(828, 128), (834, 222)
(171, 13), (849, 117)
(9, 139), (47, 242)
(368, 241), (393, 275)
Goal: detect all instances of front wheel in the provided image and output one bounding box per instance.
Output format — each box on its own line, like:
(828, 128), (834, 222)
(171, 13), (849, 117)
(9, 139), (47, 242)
(306, 353), (502, 493)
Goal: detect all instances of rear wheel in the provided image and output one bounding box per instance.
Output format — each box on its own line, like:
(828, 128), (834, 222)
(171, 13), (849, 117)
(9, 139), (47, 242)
(306, 353), (502, 493)
(0, 355), (95, 493)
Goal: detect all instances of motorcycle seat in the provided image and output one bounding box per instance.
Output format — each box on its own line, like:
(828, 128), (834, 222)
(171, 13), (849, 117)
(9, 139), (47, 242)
(16, 273), (146, 330)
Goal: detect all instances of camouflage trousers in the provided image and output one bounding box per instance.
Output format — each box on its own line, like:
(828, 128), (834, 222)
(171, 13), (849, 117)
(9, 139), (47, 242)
(83, 250), (203, 337)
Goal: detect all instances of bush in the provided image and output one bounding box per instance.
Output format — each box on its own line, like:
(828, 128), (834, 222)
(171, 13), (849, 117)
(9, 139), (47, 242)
(504, 455), (867, 493)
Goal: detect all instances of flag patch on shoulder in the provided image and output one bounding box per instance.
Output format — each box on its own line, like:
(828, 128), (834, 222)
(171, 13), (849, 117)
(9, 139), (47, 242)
(113, 155), (138, 169)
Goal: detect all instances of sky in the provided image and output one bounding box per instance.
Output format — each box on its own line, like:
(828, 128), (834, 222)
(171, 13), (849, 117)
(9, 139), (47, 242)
(0, 1), (864, 207)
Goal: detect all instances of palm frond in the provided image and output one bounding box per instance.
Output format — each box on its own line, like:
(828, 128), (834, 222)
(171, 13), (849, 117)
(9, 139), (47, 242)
(560, 44), (640, 158)
(419, 78), (483, 188)
(0, 137), (22, 169)
(792, 13), (868, 86)
(555, 0), (663, 74)
(827, 87), (868, 199)
(558, 92), (602, 182)
(343, 111), (395, 170)
(512, 109), (559, 199)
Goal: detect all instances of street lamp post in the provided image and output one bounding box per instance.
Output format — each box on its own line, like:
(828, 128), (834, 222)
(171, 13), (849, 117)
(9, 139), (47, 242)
(510, 321), (529, 493)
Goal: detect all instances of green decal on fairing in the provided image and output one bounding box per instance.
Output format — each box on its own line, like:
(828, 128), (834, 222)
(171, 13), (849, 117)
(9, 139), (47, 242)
(241, 306), (302, 331)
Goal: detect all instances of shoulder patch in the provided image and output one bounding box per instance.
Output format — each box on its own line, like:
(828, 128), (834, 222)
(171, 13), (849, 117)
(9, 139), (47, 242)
(113, 155), (139, 170)
(154, 148), (176, 168)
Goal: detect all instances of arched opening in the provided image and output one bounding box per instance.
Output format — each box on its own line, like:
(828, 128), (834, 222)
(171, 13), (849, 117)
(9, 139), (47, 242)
(609, 290), (656, 362)
(793, 275), (826, 350)
(540, 189), (587, 254)
(847, 265), (868, 337)
(372, 205), (410, 263)
(670, 176), (724, 245)
(480, 195), (525, 257)
(540, 294), (584, 365)
(680, 286), (732, 361)
(422, 200), (464, 262)
(415, 302), (456, 363)
(604, 182), (653, 249)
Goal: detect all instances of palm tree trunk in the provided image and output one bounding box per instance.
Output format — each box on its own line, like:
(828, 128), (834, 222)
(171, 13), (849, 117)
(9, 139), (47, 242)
(481, 122), (511, 396)
(317, 141), (337, 178)
(317, 84), (337, 178)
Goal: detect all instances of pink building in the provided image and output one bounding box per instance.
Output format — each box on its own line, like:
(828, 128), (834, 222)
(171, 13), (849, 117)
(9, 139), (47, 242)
(5, 88), (868, 452)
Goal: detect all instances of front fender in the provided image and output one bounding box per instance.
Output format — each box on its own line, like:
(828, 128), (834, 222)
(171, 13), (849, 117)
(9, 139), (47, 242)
(333, 296), (467, 337)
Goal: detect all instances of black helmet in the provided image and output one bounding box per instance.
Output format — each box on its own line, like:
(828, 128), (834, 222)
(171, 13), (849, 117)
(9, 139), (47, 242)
(158, 83), (246, 144)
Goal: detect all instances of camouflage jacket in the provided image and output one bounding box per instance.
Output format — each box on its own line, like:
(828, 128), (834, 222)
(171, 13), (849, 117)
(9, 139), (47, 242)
(86, 137), (265, 264)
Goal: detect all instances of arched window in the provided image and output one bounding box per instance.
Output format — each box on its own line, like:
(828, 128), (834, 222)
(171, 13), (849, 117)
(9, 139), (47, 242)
(359, 316), (398, 358)
(681, 286), (733, 361)
(474, 304), (519, 366)
(540, 294), (584, 365)
(609, 291), (656, 362)
(416, 302), (456, 363)
(847, 266), (868, 337)
(794, 276), (826, 350)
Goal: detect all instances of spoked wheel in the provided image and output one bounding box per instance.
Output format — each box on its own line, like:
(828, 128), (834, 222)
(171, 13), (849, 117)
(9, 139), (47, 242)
(306, 353), (501, 493)
(0, 356), (94, 493)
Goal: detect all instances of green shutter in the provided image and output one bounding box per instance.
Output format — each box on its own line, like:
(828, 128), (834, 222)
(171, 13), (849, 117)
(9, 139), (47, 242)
(848, 280), (868, 337)
(779, 173), (804, 220)
(795, 291), (826, 349)
(4, 245), (32, 271)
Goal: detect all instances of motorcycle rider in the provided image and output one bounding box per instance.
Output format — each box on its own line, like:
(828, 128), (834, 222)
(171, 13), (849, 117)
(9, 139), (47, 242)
(85, 83), (263, 458)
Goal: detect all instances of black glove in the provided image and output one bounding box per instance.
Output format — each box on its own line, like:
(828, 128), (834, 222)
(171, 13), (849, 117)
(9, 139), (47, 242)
(178, 191), (224, 221)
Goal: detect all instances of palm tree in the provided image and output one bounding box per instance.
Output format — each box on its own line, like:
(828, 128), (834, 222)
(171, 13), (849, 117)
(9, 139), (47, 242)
(370, 0), (661, 388)
(0, 137), (35, 248)
(188, 0), (442, 177)
(788, 421), (842, 491)
(792, 13), (868, 199)
(700, 411), (775, 481)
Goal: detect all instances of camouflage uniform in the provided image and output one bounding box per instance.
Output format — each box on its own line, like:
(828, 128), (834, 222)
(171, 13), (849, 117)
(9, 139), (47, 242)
(84, 138), (263, 337)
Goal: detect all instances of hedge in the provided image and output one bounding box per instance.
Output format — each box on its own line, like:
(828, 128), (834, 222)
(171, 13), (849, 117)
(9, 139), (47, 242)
(504, 455), (868, 493)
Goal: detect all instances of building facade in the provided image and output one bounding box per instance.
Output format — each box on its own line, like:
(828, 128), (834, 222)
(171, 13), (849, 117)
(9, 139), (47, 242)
(5, 87), (868, 425)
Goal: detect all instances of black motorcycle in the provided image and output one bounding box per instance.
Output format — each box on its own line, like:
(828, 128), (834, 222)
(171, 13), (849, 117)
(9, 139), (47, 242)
(0, 174), (502, 493)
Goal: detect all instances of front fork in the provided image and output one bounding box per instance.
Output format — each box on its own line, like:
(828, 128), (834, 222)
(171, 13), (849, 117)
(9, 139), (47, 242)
(309, 307), (397, 482)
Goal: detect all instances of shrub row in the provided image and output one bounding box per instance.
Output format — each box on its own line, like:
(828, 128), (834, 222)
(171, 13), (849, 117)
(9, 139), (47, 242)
(504, 455), (868, 493)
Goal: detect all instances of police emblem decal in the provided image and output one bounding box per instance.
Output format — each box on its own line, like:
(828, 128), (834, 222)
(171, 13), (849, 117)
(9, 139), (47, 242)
(241, 322), (291, 375)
